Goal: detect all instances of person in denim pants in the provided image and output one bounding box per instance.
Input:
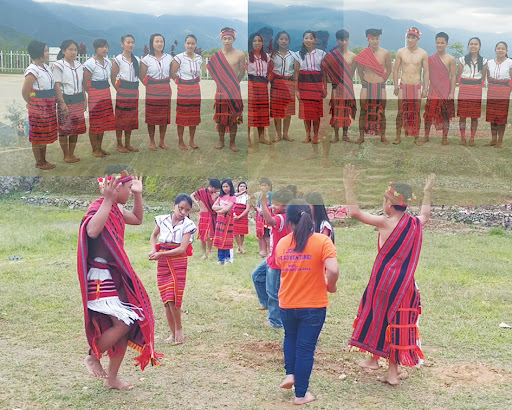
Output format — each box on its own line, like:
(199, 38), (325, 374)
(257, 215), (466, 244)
(274, 199), (339, 405)
(251, 188), (294, 328)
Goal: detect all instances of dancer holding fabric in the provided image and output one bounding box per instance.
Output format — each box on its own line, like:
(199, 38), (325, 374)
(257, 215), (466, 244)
(191, 179), (221, 259)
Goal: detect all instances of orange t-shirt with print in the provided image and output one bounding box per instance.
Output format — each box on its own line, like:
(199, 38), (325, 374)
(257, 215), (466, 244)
(275, 232), (337, 309)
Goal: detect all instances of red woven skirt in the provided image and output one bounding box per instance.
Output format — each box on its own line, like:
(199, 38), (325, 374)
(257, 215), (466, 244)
(58, 94), (86, 136)
(198, 211), (212, 242)
(298, 71), (323, 121)
(28, 93), (58, 144)
(270, 75), (295, 118)
(457, 79), (483, 119)
(145, 78), (171, 125)
(486, 79), (511, 124)
(248, 75), (270, 127)
(213, 213), (234, 250)
(233, 203), (249, 236)
(156, 243), (190, 308)
(115, 80), (139, 131)
(88, 85), (116, 133)
(176, 77), (201, 126)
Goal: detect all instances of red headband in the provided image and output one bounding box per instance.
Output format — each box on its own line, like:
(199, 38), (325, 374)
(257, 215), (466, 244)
(98, 171), (133, 187)
(407, 28), (421, 39)
(384, 182), (416, 207)
(220, 29), (236, 39)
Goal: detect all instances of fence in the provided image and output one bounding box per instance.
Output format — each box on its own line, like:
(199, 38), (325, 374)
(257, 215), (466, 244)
(0, 50), (212, 79)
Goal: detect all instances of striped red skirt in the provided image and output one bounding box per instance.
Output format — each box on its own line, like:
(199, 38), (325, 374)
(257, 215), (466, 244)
(213, 213), (234, 250)
(255, 212), (271, 238)
(233, 203), (249, 236)
(423, 90), (455, 130)
(248, 75), (270, 127)
(145, 78), (171, 125)
(198, 211), (212, 242)
(400, 84), (421, 136)
(270, 75), (295, 118)
(156, 243), (191, 308)
(298, 71), (323, 121)
(176, 77), (201, 127)
(28, 93), (58, 145)
(330, 86), (356, 128)
(58, 94), (86, 136)
(115, 80), (139, 131)
(457, 79), (483, 119)
(486, 79), (511, 124)
(88, 85), (116, 133)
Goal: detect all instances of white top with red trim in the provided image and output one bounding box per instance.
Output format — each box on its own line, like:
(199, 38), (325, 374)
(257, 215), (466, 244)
(173, 52), (203, 80)
(155, 214), (196, 244)
(113, 54), (141, 82)
(488, 58), (512, 80)
(141, 53), (173, 80)
(52, 59), (84, 95)
(271, 51), (295, 77)
(293, 49), (326, 72)
(24, 63), (54, 91)
(83, 57), (112, 82)
(247, 54), (269, 77)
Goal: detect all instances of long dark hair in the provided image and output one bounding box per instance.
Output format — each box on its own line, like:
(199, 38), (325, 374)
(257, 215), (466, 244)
(464, 37), (483, 72)
(286, 199), (314, 253)
(57, 39), (78, 60)
(305, 192), (334, 243)
(149, 33), (165, 56)
(121, 34), (139, 77)
(272, 31), (290, 57)
(299, 30), (316, 60)
(495, 41), (509, 59)
(248, 33), (267, 63)
(220, 178), (235, 196)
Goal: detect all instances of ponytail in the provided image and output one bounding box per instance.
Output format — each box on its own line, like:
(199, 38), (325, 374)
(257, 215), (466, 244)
(121, 34), (139, 78)
(286, 199), (314, 253)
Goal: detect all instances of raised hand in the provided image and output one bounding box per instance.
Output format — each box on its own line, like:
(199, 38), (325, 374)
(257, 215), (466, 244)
(343, 164), (359, 190)
(102, 175), (120, 202)
(424, 173), (436, 192)
(130, 173), (143, 194)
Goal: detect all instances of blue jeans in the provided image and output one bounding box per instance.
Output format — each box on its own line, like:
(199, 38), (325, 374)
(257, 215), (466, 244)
(217, 249), (230, 263)
(266, 267), (282, 328)
(252, 260), (268, 308)
(280, 307), (326, 398)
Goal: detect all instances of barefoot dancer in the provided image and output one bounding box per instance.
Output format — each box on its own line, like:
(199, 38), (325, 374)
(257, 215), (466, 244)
(78, 172), (162, 390)
(233, 181), (250, 254)
(275, 200), (339, 405)
(83, 39), (116, 158)
(343, 164), (435, 386)
(212, 178), (236, 265)
(253, 177), (273, 258)
(150, 194), (197, 345)
(393, 27), (429, 144)
(422, 32), (456, 146)
(206, 27), (245, 152)
(112, 34), (141, 153)
(53, 39), (86, 163)
(191, 179), (221, 259)
(457, 37), (487, 147)
(140, 33), (173, 151)
(171, 34), (203, 150)
(355, 29), (392, 144)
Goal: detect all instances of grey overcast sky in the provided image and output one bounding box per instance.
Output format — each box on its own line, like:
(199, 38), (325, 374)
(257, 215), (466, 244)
(35, 0), (512, 33)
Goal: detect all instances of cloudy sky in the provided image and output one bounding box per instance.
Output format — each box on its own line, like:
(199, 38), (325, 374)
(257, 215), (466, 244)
(35, 0), (512, 33)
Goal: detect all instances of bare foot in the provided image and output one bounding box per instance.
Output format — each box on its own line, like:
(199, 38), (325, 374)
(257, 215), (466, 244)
(311, 137), (319, 144)
(441, 138), (449, 146)
(485, 140), (496, 146)
(381, 137), (390, 145)
(495, 143), (503, 149)
(280, 374), (295, 389)
(283, 136), (295, 142)
(460, 138), (467, 146)
(104, 377), (134, 390)
(259, 137), (271, 145)
(126, 145), (139, 152)
(358, 357), (380, 370)
(201, 254), (208, 260)
(294, 392), (316, 405)
(332, 137), (340, 143)
(189, 142), (199, 149)
(302, 137), (311, 143)
(273, 136), (282, 143)
(377, 374), (400, 386)
(178, 142), (188, 151)
(392, 138), (401, 145)
(239, 248), (246, 254)
(230, 144), (240, 152)
(149, 143), (157, 151)
(174, 329), (185, 344)
(342, 137), (351, 143)
(214, 142), (224, 150)
(64, 156), (80, 163)
(354, 138), (364, 145)
(257, 306), (268, 311)
(165, 335), (174, 344)
(35, 161), (56, 170)
(92, 150), (105, 158)
(469, 140), (476, 147)
(100, 149), (110, 156)
(84, 354), (107, 378)
(116, 145), (130, 153)
(414, 139), (426, 146)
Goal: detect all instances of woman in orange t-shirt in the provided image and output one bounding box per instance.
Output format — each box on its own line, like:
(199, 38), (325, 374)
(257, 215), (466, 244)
(274, 199), (339, 406)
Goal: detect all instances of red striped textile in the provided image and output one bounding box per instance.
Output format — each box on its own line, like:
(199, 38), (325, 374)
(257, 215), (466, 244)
(58, 101), (86, 136)
(270, 75), (295, 118)
(207, 51), (243, 129)
(233, 203), (249, 235)
(248, 76), (270, 127)
(400, 84), (421, 137)
(213, 212), (234, 250)
(486, 79), (511, 124)
(115, 81), (139, 131)
(87, 278), (118, 300)
(298, 70), (324, 121)
(354, 48), (388, 80)
(195, 188), (217, 235)
(156, 243), (191, 309)
(423, 88), (455, 130)
(457, 79), (483, 119)
(78, 199), (162, 370)
(350, 214), (423, 366)
(256, 213), (265, 238)
(198, 211), (212, 242)
(362, 80), (385, 135)
(330, 86), (357, 128)
(87, 86), (116, 133)
(176, 77), (201, 126)
(145, 78), (171, 125)
(28, 96), (58, 144)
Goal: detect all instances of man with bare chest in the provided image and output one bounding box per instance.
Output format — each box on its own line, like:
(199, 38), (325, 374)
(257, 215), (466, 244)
(206, 27), (246, 152)
(421, 32), (456, 145)
(393, 28), (429, 144)
(354, 29), (392, 144)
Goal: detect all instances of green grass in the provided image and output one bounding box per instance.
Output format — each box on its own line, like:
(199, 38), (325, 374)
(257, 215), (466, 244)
(1, 197), (511, 409)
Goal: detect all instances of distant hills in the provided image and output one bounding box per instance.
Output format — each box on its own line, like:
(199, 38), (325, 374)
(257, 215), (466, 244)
(0, 0), (247, 55)
(0, 25), (33, 50)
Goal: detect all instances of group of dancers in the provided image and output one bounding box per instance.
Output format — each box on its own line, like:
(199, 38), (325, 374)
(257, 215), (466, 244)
(78, 167), (435, 404)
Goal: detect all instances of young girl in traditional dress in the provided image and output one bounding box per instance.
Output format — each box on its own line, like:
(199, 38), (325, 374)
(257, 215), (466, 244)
(53, 39), (86, 163)
(171, 34), (203, 150)
(233, 181), (250, 254)
(270, 31), (296, 143)
(485, 41), (512, 148)
(140, 33), (173, 151)
(22, 40), (58, 170)
(149, 194), (197, 345)
(112, 34), (140, 153)
(457, 37), (487, 147)
(212, 178), (236, 265)
(247, 33), (272, 153)
(294, 31), (327, 159)
(305, 191), (335, 242)
(83, 38), (115, 157)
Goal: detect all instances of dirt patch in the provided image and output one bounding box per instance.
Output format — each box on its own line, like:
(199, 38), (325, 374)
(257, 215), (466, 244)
(230, 340), (282, 368)
(219, 285), (254, 302)
(432, 363), (507, 387)
(424, 217), (488, 235)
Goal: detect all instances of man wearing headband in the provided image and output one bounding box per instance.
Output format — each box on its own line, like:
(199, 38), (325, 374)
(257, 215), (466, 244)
(343, 164), (435, 386)
(393, 27), (429, 144)
(421, 32), (456, 145)
(206, 27), (245, 152)
(354, 28), (392, 144)
(78, 171), (162, 390)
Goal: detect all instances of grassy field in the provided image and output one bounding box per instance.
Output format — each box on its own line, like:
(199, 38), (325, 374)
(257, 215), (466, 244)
(1, 196), (511, 409)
